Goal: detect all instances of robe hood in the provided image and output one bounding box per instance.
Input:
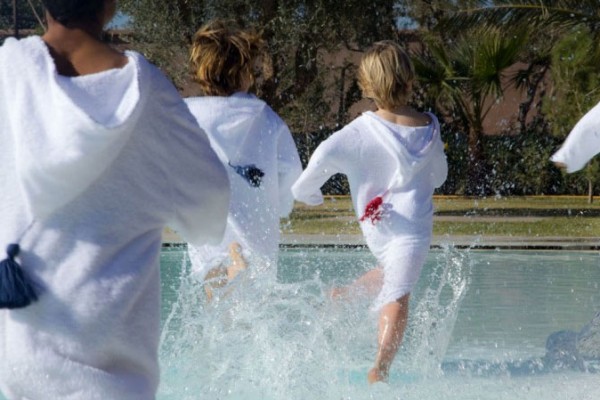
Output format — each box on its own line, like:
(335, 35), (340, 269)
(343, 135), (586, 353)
(363, 111), (443, 189)
(0, 36), (147, 219)
(185, 92), (267, 161)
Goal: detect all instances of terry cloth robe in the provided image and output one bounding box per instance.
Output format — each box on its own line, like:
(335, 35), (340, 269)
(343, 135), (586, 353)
(292, 111), (447, 310)
(0, 36), (229, 400)
(185, 93), (302, 277)
(551, 101), (600, 172)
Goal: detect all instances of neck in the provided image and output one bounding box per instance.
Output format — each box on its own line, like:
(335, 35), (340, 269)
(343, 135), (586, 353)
(373, 104), (430, 127)
(377, 104), (413, 116)
(40, 13), (126, 77)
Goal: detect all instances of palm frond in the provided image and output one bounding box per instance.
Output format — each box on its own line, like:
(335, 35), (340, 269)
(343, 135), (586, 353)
(438, 1), (600, 38)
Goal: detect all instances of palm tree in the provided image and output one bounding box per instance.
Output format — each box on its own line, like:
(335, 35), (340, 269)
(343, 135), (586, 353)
(450, 1), (600, 200)
(413, 27), (528, 195)
(442, 1), (600, 36)
(439, 1), (600, 136)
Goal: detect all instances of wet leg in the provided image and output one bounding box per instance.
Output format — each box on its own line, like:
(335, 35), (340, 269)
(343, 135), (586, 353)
(368, 293), (410, 383)
(203, 266), (228, 302)
(330, 267), (383, 300)
(226, 242), (247, 281)
(203, 242), (248, 302)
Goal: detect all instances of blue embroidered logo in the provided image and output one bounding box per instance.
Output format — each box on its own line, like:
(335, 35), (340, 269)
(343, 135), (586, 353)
(228, 162), (264, 188)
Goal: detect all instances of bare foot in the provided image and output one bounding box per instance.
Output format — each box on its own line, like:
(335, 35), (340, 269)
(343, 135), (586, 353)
(367, 367), (388, 384)
(226, 242), (247, 281)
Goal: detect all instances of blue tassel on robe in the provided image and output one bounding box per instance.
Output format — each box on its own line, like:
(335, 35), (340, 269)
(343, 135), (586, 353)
(0, 244), (38, 309)
(228, 162), (264, 188)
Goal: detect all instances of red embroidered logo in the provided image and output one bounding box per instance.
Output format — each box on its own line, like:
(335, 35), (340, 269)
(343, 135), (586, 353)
(359, 195), (384, 224)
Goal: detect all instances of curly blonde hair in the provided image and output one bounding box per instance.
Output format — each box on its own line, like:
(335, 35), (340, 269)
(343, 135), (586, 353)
(357, 40), (415, 110)
(190, 20), (265, 96)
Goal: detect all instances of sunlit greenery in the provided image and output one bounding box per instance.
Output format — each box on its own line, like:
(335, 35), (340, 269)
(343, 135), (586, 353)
(3, 1), (599, 197)
(413, 27), (528, 195)
(118, 0), (397, 131)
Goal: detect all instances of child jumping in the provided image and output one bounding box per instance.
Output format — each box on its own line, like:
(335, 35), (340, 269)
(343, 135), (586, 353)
(185, 20), (302, 299)
(292, 41), (447, 383)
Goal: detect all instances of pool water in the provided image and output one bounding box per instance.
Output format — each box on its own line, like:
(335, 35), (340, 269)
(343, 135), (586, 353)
(157, 247), (600, 400)
(1, 247), (597, 399)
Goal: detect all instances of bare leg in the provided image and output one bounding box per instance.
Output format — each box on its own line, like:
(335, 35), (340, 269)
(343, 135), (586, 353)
(203, 242), (247, 302)
(368, 294), (410, 384)
(203, 266), (227, 302)
(226, 242), (247, 281)
(330, 267), (383, 300)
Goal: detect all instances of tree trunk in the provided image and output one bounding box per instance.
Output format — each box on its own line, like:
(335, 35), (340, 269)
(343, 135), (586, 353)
(336, 65), (347, 126)
(12, 0), (19, 39)
(465, 127), (487, 196)
(588, 178), (594, 204)
(518, 63), (549, 134)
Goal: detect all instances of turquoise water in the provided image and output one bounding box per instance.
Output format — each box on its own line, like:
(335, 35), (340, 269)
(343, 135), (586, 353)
(157, 247), (600, 400)
(1, 248), (598, 399)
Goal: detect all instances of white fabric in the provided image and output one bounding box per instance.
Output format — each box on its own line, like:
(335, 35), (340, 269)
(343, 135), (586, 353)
(550, 101), (600, 172)
(0, 36), (229, 400)
(54, 61), (137, 126)
(292, 111), (447, 309)
(185, 93), (302, 276)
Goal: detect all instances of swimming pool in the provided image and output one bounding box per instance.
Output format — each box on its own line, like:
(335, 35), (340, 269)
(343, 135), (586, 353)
(0, 247), (597, 399)
(156, 247), (600, 400)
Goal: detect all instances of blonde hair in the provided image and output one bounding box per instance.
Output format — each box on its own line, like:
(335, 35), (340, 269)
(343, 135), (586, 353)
(190, 20), (265, 96)
(357, 40), (415, 109)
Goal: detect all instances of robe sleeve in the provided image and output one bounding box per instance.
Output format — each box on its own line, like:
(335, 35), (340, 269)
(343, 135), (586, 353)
(152, 77), (230, 247)
(291, 137), (341, 206)
(0, 45), (8, 198)
(431, 148), (448, 189)
(551, 101), (600, 173)
(426, 113), (448, 189)
(276, 123), (303, 217)
(431, 139), (448, 189)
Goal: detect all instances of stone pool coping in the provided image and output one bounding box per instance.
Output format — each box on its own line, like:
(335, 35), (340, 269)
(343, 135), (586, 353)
(162, 229), (599, 251)
(280, 234), (600, 250)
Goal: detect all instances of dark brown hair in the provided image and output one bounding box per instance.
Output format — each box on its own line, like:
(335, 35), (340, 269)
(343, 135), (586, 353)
(42, 0), (106, 25)
(190, 20), (265, 96)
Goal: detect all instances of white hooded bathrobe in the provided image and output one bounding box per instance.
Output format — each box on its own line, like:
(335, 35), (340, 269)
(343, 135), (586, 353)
(0, 36), (230, 399)
(292, 111), (447, 310)
(551, 101), (600, 172)
(185, 93), (302, 277)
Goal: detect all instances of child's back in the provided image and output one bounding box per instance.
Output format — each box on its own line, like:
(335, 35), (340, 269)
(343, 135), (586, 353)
(186, 92), (301, 271)
(294, 110), (445, 234)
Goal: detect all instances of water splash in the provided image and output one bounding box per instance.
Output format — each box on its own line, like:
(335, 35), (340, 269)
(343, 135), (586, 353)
(403, 244), (473, 375)
(157, 246), (474, 399)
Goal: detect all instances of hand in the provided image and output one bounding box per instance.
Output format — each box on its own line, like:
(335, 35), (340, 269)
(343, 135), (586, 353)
(553, 161), (567, 170)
